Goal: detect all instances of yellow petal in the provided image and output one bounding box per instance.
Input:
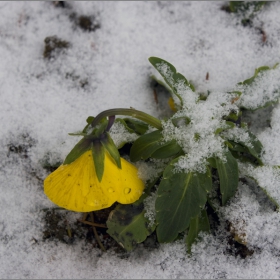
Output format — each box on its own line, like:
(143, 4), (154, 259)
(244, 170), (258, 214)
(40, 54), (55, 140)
(117, 158), (145, 204)
(44, 150), (144, 212)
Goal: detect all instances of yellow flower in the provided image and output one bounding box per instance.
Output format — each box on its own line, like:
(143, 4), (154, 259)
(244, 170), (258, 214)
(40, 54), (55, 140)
(168, 97), (176, 111)
(44, 150), (145, 212)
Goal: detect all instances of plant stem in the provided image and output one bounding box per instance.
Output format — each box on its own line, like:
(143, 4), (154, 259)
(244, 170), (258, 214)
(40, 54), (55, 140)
(90, 108), (162, 130)
(90, 212), (106, 252)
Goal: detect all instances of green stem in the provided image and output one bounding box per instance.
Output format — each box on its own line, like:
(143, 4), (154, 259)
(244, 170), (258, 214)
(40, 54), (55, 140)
(90, 108), (163, 130)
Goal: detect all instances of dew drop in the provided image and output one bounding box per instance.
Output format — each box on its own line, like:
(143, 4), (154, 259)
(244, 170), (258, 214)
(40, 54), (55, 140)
(124, 187), (131, 194)
(108, 188), (114, 193)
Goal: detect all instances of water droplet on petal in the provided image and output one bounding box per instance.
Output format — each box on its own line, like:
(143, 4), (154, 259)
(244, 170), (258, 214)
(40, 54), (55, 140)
(124, 187), (131, 194)
(108, 188), (114, 193)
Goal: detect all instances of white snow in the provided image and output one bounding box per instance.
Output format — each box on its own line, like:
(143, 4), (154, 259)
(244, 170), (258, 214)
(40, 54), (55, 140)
(1, 1), (280, 278)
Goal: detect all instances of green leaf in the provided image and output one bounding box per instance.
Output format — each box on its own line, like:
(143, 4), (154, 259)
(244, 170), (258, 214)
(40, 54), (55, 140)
(106, 203), (155, 251)
(130, 130), (182, 161)
(91, 142), (105, 182)
(149, 57), (195, 106)
(229, 1), (267, 14)
(228, 141), (248, 153)
(150, 140), (183, 159)
(81, 116), (95, 133)
(215, 121), (235, 135)
(111, 119), (138, 149)
(100, 132), (121, 169)
(171, 116), (191, 127)
(155, 158), (212, 243)
(63, 138), (92, 165)
(151, 74), (173, 96)
(115, 118), (135, 134)
(240, 66), (270, 86)
(68, 132), (87, 137)
(185, 208), (210, 253)
(224, 110), (242, 122)
(207, 157), (217, 169)
(227, 131), (263, 165)
(246, 131), (263, 164)
(123, 118), (149, 135)
(215, 151), (239, 205)
(130, 130), (163, 162)
(236, 64), (280, 111)
(240, 164), (280, 209)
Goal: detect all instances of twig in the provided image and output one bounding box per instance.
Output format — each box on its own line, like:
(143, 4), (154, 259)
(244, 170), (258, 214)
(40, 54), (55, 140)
(77, 219), (107, 228)
(90, 212), (106, 252)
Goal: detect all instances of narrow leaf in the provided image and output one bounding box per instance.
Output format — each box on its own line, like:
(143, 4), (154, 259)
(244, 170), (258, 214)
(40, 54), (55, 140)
(130, 130), (163, 162)
(100, 132), (121, 169)
(185, 209), (210, 253)
(239, 66), (270, 86)
(123, 118), (149, 135)
(244, 131), (263, 165)
(92, 142), (105, 182)
(150, 140), (183, 159)
(155, 158), (212, 243)
(215, 121), (235, 135)
(229, 1), (266, 14)
(228, 131), (263, 165)
(81, 116), (95, 133)
(63, 138), (92, 165)
(239, 163), (280, 209)
(149, 57), (195, 106)
(215, 151), (239, 205)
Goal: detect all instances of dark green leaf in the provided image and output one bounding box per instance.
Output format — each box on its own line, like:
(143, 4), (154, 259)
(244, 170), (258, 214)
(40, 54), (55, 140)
(224, 111), (242, 122)
(106, 203), (155, 251)
(215, 151), (239, 205)
(236, 65), (280, 111)
(185, 209), (210, 253)
(240, 66), (270, 86)
(246, 131), (263, 162)
(150, 140), (183, 159)
(92, 142), (105, 182)
(130, 130), (182, 161)
(207, 157), (217, 169)
(94, 117), (108, 136)
(100, 132), (121, 169)
(227, 131), (263, 165)
(241, 165), (280, 209)
(81, 116), (95, 133)
(224, 141), (234, 149)
(171, 116), (191, 127)
(115, 118), (135, 134)
(63, 138), (92, 165)
(68, 132), (87, 137)
(144, 172), (163, 196)
(111, 119), (138, 149)
(151, 74), (173, 95)
(123, 118), (149, 135)
(215, 121), (235, 135)
(230, 1), (266, 13)
(155, 159), (212, 243)
(130, 130), (163, 162)
(149, 57), (195, 106)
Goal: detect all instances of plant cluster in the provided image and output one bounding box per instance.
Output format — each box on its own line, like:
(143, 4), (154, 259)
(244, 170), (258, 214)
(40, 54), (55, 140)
(44, 54), (280, 253)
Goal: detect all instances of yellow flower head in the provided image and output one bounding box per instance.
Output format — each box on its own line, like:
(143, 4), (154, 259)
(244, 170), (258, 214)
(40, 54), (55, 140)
(168, 97), (176, 112)
(44, 150), (145, 212)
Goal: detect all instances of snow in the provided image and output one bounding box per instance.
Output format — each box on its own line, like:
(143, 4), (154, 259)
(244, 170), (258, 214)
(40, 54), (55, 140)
(1, 1), (280, 278)
(237, 65), (280, 110)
